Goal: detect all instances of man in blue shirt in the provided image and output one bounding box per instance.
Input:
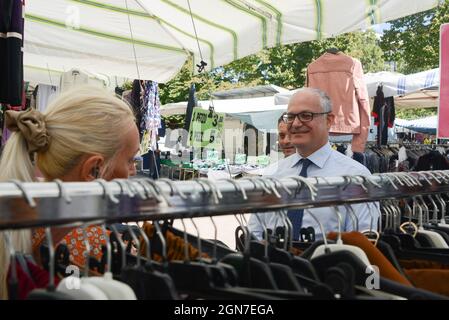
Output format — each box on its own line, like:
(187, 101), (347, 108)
(247, 88), (379, 240)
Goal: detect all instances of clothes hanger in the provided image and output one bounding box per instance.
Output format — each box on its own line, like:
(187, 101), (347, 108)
(424, 171), (449, 227)
(309, 204), (372, 267)
(344, 203), (359, 232)
(111, 179), (166, 269)
(162, 204), (280, 300)
(6, 180), (73, 300)
(158, 217), (273, 300)
(25, 227), (75, 300)
(156, 178), (235, 259)
(360, 201), (380, 246)
(380, 191), (449, 262)
(206, 215), (239, 287)
(82, 222), (137, 300)
(275, 208), (333, 297)
(369, 199), (408, 278)
(246, 178), (277, 262)
(285, 175), (319, 247)
(56, 224), (109, 299)
(163, 217), (218, 295)
(308, 177), (372, 266)
(302, 203), (424, 300)
(251, 212), (304, 292)
(4, 231), (19, 300)
(254, 177), (321, 282)
(188, 216), (231, 288)
(121, 222), (178, 300)
(134, 220), (179, 300)
(287, 201), (370, 298)
(221, 213), (278, 290)
(109, 223), (127, 276)
(226, 213), (317, 299)
(227, 179), (291, 284)
(46, 179), (108, 299)
(415, 195), (448, 248)
(420, 192), (449, 244)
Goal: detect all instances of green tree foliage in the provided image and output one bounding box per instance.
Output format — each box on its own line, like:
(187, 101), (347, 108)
(396, 107), (438, 120)
(159, 30), (385, 104)
(380, 1), (449, 74)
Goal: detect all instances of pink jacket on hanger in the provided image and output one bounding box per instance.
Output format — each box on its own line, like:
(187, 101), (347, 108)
(307, 52), (370, 153)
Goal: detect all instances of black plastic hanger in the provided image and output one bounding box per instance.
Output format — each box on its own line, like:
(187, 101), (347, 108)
(155, 219), (278, 299)
(114, 223), (179, 300)
(201, 216), (239, 287)
(222, 215), (278, 289)
(27, 228), (74, 300)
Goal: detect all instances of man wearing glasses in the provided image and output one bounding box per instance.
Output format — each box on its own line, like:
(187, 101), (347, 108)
(248, 88), (379, 241)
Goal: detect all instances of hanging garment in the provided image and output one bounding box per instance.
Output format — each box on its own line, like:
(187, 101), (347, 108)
(183, 83), (197, 136)
(139, 222), (209, 262)
(384, 97), (395, 129)
(35, 84), (59, 113)
(307, 52), (370, 153)
(372, 85), (385, 127)
(59, 69), (89, 92)
(32, 226), (109, 267)
(327, 232), (413, 287)
(404, 269), (449, 297)
(129, 80), (142, 137)
(7, 259), (60, 300)
(142, 81), (162, 150)
(372, 86), (395, 145)
(415, 151), (449, 171)
(0, 0), (24, 106)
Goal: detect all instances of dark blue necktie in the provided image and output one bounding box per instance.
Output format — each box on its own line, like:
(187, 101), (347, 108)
(287, 158), (312, 241)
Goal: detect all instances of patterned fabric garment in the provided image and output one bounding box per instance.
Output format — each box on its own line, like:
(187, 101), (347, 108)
(32, 226), (109, 267)
(139, 222), (209, 262)
(141, 81), (161, 150)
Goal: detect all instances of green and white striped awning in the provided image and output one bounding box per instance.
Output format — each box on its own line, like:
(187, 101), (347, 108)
(25, 0), (439, 83)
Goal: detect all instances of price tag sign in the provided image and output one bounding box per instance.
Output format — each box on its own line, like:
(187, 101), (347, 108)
(164, 128), (188, 148)
(188, 108), (224, 149)
(171, 149), (191, 165)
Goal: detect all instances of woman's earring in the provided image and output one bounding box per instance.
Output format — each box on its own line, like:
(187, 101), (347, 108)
(92, 167), (100, 179)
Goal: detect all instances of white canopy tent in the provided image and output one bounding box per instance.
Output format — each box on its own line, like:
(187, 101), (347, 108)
(25, 0), (438, 84)
(365, 68), (439, 108)
(274, 68), (440, 108)
(395, 116), (437, 134)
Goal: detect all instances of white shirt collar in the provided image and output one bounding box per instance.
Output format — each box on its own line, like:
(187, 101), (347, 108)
(290, 142), (333, 169)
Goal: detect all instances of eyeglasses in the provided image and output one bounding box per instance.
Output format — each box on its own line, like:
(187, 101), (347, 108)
(282, 111), (330, 124)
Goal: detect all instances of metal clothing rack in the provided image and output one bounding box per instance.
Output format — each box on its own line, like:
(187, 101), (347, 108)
(0, 171), (449, 230)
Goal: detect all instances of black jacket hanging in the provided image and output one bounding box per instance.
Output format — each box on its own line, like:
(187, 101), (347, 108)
(0, 0), (24, 106)
(372, 85), (384, 127)
(372, 85), (396, 145)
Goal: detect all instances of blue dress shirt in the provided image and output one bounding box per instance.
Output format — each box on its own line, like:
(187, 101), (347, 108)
(247, 142), (380, 240)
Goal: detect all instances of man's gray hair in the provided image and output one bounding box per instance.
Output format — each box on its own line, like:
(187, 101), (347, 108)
(290, 88), (333, 113)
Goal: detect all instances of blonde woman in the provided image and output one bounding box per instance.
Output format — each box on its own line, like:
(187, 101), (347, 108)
(0, 86), (140, 299)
